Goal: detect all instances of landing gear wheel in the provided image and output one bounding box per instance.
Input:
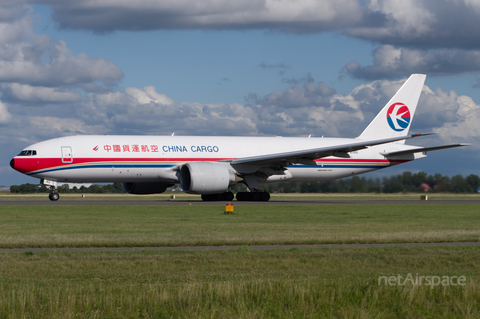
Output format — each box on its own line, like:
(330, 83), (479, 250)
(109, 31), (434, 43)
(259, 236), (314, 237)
(236, 191), (270, 202)
(201, 194), (214, 201)
(225, 191), (234, 201)
(236, 192), (246, 201)
(201, 191), (235, 201)
(49, 192), (59, 201)
(260, 192), (270, 201)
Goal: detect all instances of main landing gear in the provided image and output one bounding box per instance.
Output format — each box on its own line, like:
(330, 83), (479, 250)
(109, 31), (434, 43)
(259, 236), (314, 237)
(236, 191), (270, 202)
(200, 190), (271, 201)
(201, 192), (234, 201)
(48, 186), (59, 201)
(199, 175), (271, 202)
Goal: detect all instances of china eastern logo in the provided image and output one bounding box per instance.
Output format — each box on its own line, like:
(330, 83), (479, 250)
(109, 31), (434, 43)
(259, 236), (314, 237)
(387, 103), (411, 132)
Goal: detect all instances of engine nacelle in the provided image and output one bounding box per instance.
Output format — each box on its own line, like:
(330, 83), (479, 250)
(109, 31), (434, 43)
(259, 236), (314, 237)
(180, 162), (236, 194)
(123, 182), (171, 194)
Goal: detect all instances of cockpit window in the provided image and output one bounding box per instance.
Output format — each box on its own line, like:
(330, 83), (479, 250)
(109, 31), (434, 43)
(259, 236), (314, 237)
(18, 150), (37, 156)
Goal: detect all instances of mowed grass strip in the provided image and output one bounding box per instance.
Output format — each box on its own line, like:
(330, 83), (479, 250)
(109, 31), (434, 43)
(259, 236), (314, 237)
(0, 204), (479, 248)
(0, 247), (478, 318)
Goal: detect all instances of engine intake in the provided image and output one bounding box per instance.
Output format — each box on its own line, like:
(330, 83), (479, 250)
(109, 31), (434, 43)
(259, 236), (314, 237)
(180, 162), (235, 194)
(123, 182), (171, 194)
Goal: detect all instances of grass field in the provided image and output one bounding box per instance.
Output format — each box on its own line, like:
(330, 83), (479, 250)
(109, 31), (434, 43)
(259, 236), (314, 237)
(1, 198), (479, 318)
(1, 247), (479, 318)
(0, 203), (479, 248)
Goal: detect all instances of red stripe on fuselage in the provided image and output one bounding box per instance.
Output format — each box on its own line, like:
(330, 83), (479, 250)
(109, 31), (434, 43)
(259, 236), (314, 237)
(13, 156), (410, 175)
(12, 157), (233, 174)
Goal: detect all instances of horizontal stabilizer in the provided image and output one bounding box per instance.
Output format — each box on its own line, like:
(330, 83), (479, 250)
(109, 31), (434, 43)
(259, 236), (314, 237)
(380, 143), (470, 157)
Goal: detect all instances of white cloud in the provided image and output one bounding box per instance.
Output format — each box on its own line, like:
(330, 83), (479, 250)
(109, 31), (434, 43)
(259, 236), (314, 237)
(0, 1), (31, 23)
(421, 91), (480, 143)
(0, 39), (124, 90)
(26, 116), (104, 135)
(0, 101), (12, 124)
(31, 0), (480, 79)
(124, 86), (174, 105)
(464, 0), (480, 14)
(346, 0), (480, 49)
(0, 5), (123, 93)
(347, 0), (435, 42)
(1, 83), (81, 103)
(32, 0), (480, 49)
(0, 14), (32, 44)
(39, 0), (363, 32)
(39, 77), (472, 144)
(343, 45), (480, 79)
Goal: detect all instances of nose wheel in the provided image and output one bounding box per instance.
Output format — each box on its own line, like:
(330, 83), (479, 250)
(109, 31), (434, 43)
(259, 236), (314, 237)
(48, 192), (59, 201)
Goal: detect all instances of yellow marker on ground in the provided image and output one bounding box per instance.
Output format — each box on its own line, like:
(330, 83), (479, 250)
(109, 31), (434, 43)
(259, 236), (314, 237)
(225, 203), (234, 214)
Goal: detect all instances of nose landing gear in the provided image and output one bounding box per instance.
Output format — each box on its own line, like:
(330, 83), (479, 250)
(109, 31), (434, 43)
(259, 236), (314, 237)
(41, 179), (59, 201)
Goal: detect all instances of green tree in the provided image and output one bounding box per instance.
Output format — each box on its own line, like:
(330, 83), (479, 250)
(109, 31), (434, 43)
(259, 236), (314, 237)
(90, 185), (101, 193)
(451, 175), (470, 193)
(10, 185), (19, 193)
(466, 174), (480, 193)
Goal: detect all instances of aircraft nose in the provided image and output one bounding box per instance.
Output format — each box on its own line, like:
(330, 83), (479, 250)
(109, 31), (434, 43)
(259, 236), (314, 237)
(10, 158), (14, 169)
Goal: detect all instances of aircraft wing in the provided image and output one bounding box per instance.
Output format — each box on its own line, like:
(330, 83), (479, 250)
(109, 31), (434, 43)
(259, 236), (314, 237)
(380, 143), (470, 157)
(230, 135), (423, 167)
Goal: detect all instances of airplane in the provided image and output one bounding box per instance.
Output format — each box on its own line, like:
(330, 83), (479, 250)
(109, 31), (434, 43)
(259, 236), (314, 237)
(10, 74), (468, 201)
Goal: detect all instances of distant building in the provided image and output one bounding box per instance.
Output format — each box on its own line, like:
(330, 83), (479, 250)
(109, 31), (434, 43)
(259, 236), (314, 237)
(420, 182), (432, 191)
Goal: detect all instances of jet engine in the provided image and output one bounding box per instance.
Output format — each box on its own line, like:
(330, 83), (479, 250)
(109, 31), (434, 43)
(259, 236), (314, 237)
(180, 162), (236, 194)
(123, 182), (171, 194)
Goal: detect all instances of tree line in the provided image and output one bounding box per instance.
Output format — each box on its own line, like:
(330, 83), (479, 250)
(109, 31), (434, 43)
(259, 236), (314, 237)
(260, 172), (480, 194)
(8, 172), (480, 194)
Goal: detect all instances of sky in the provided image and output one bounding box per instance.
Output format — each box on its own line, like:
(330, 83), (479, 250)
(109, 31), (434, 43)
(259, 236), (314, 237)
(2, 0), (480, 186)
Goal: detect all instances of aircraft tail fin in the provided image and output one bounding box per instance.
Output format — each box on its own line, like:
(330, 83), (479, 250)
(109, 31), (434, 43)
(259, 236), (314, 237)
(357, 74), (426, 144)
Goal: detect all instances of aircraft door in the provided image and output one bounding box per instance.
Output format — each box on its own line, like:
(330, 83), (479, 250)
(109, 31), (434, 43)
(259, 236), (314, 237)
(61, 146), (73, 163)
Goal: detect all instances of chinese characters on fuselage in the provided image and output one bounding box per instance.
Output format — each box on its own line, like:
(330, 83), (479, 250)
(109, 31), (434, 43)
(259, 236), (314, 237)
(102, 145), (219, 153)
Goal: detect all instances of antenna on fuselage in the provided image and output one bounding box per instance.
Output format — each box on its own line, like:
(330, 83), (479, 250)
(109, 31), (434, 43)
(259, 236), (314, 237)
(171, 132), (175, 136)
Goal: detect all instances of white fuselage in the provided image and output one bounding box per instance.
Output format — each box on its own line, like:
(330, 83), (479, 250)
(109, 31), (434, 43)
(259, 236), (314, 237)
(12, 135), (422, 184)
